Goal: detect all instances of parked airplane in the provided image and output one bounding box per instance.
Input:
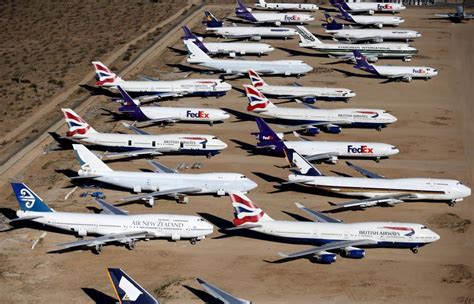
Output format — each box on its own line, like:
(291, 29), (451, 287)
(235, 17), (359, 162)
(115, 85), (230, 127)
(227, 191), (439, 263)
(296, 26), (417, 62)
(330, 0), (406, 15)
(325, 14), (421, 43)
(107, 268), (159, 304)
(60, 108), (227, 159)
(71, 144), (258, 206)
(248, 69), (355, 102)
(92, 61), (231, 102)
(204, 11), (298, 40)
(284, 148), (471, 210)
(352, 50), (438, 82)
(254, 118), (399, 163)
(244, 85), (397, 134)
(185, 40), (313, 76)
(196, 278), (251, 304)
(235, 0), (314, 25)
(182, 26), (274, 57)
(336, 4), (405, 28)
(8, 183), (214, 253)
(433, 5), (474, 23)
(254, 0), (318, 11)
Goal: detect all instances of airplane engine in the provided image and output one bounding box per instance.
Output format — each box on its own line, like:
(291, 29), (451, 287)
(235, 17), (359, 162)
(302, 96), (317, 104)
(275, 21), (281, 26)
(403, 76), (412, 83)
(251, 36), (262, 41)
(304, 127), (320, 135)
(311, 251), (337, 264)
(342, 246), (365, 259)
(324, 155), (338, 164)
(373, 37), (383, 43)
(376, 23), (383, 29)
(76, 228), (87, 237)
(229, 52), (236, 58)
(368, 9), (375, 15)
(324, 124), (342, 134)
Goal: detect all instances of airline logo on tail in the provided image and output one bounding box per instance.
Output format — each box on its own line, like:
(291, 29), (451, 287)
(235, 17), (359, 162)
(19, 188), (35, 209)
(63, 110), (91, 137)
(248, 70), (266, 87)
(92, 61), (117, 86)
(230, 192), (265, 226)
(245, 85), (269, 112)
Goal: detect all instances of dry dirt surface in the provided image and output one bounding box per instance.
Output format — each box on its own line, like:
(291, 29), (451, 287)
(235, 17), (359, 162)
(0, 5), (473, 304)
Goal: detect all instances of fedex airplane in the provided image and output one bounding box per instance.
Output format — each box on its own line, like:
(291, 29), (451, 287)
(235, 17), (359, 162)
(433, 5), (474, 23)
(254, 118), (399, 163)
(92, 61), (231, 102)
(325, 14), (421, 43)
(71, 144), (258, 206)
(8, 183), (213, 253)
(185, 40), (313, 77)
(228, 192), (440, 263)
(244, 85), (397, 134)
(330, 0), (406, 15)
(284, 148), (472, 210)
(204, 11), (298, 40)
(107, 268), (159, 304)
(353, 50), (438, 82)
(182, 26), (274, 57)
(235, 0), (314, 26)
(60, 108), (228, 159)
(254, 0), (318, 11)
(336, 5), (405, 28)
(248, 69), (356, 102)
(296, 26), (417, 62)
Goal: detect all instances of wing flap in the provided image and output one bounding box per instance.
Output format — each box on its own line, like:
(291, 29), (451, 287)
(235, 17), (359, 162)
(278, 239), (377, 259)
(56, 231), (149, 249)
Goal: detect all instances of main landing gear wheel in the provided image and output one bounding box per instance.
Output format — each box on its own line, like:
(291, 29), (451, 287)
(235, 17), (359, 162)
(190, 238), (197, 245)
(376, 126), (382, 132)
(126, 240), (136, 250)
(411, 247), (419, 254)
(93, 244), (103, 254)
(448, 201), (456, 207)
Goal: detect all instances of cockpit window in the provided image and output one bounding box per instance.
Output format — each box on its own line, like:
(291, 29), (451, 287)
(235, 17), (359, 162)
(457, 181), (463, 185)
(212, 136), (218, 139)
(391, 146), (398, 150)
(240, 175), (247, 179)
(421, 226), (427, 229)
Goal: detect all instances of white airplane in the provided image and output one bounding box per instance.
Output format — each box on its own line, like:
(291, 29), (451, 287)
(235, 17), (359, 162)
(107, 268), (159, 304)
(353, 50), (438, 82)
(227, 192), (440, 263)
(254, 118), (399, 163)
(235, 0), (314, 25)
(115, 85), (229, 127)
(248, 69), (355, 102)
(254, 0), (318, 11)
(59, 108), (228, 159)
(196, 278), (251, 304)
(92, 61), (231, 102)
(296, 26), (417, 62)
(8, 183), (214, 253)
(336, 5), (405, 28)
(330, 0), (406, 15)
(184, 40), (313, 77)
(325, 14), (421, 43)
(244, 85), (397, 134)
(204, 11), (298, 41)
(71, 144), (258, 206)
(284, 147), (471, 210)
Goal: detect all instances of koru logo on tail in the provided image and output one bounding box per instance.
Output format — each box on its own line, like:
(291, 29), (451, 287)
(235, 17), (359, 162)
(20, 188), (35, 208)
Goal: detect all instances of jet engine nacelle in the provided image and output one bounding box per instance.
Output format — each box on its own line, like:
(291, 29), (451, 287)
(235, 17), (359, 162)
(342, 246), (365, 259)
(373, 37), (384, 43)
(251, 35), (262, 41)
(312, 251), (337, 264)
(274, 21), (281, 26)
(375, 23), (383, 29)
(217, 189), (226, 196)
(324, 124), (342, 134)
(76, 228), (87, 237)
(324, 155), (338, 164)
(302, 96), (317, 104)
(304, 127), (320, 135)
(368, 9), (375, 15)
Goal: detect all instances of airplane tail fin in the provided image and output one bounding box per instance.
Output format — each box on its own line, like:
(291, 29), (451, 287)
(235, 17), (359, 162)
(11, 183), (54, 213)
(325, 13), (343, 30)
(229, 191), (273, 226)
(235, 0), (257, 22)
(62, 108), (98, 137)
(116, 86), (149, 121)
(182, 26), (210, 54)
(296, 26), (322, 45)
(244, 85), (276, 112)
(336, 4), (353, 21)
(107, 268), (159, 304)
(91, 61), (123, 86)
(456, 5), (464, 15)
(184, 40), (211, 63)
(352, 50), (377, 74)
(283, 146), (323, 176)
(204, 11), (223, 28)
(255, 118), (284, 152)
(72, 144), (113, 172)
(248, 69), (267, 87)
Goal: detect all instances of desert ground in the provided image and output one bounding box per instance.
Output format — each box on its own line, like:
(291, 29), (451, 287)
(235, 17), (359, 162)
(0, 2), (473, 303)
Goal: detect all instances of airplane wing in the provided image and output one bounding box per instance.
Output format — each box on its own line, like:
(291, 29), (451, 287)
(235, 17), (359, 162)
(56, 231), (150, 249)
(138, 75), (160, 81)
(101, 149), (163, 160)
(95, 198), (128, 215)
(387, 73), (413, 80)
(295, 99), (319, 109)
(120, 187), (202, 203)
(305, 152), (340, 162)
(148, 160), (177, 173)
(294, 203), (342, 223)
(293, 82), (303, 87)
(137, 92), (185, 102)
(279, 121), (351, 132)
(278, 239), (378, 259)
(123, 123), (150, 135)
(197, 278), (251, 304)
(346, 161), (385, 178)
(8, 215), (43, 223)
(434, 13), (451, 17)
(347, 36), (384, 43)
(328, 193), (414, 210)
(131, 117), (181, 128)
(225, 224), (262, 231)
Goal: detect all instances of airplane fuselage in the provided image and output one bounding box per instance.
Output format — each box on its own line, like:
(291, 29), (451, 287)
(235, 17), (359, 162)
(342, 2), (406, 14)
(206, 26), (298, 40)
(240, 12), (314, 24)
(255, 2), (318, 11)
(257, 85), (356, 100)
(327, 29), (421, 42)
(122, 106), (230, 123)
(203, 42), (275, 56)
(349, 15), (405, 26)
(373, 65), (438, 79)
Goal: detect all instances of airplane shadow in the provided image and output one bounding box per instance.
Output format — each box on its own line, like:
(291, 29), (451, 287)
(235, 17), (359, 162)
(229, 139), (259, 155)
(79, 84), (119, 98)
(82, 288), (117, 304)
(167, 46), (188, 56)
(167, 63), (214, 75)
(221, 108), (256, 123)
(183, 285), (222, 304)
(276, 47), (318, 57)
(282, 211), (312, 222)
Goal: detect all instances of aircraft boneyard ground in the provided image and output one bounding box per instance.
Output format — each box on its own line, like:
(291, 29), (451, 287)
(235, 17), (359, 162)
(0, 4), (472, 303)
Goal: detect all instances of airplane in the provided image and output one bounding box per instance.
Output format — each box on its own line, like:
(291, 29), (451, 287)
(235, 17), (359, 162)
(336, 4), (405, 28)
(248, 69), (356, 102)
(283, 147), (471, 210)
(59, 108), (228, 159)
(254, 0), (318, 12)
(184, 40), (313, 77)
(296, 26), (417, 62)
(196, 278), (251, 304)
(227, 191), (440, 263)
(329, 0), (406, 15)
(92, 61), (231, 102)
(7, 183), (214, 253)
(325, 14), (421, 43)
(235, 0), (314, 26)
(182, 26), (274, 57)
(115, 85), (230, 127)
(352, 50), (438, 82)
(204, 11), (298, 41)
(253, 117), (399, 163)
(433, 5), (474, 23)
(107, 268), (159, 304)
(244, 85), (397, 134)
(71, 144), (258, 206)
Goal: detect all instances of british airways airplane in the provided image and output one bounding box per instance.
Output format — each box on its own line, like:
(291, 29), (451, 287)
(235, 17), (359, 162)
(330, 0), (406, 15)
(235, 0), (314, 25)
(227, 191), (439, 263)
(336, 4), (405, 28)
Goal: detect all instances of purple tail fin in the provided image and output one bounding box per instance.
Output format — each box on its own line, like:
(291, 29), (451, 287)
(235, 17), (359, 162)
(353, 51), (377, 74)
(116, 86), (148, 121)
(204, 11), (223, 28)
(235, 0), (257, 22)
(336, 4), (353, 22)
(255, 118), (285, 154)
(325, 13), (343, 30)
(182, 26), (198, 40)
(182, 26), (209, 53)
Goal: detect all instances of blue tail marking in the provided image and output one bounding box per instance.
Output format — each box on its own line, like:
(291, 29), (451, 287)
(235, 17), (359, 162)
(11, 183), (53, 212)
(108, 268), (159, 304)
(204, 11), (223, 28)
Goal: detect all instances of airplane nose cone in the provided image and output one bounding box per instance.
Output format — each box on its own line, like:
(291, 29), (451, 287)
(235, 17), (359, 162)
(221, 111), (231, 120)
(461, 185), (471, 198)
(416, 32), (422, 37)
(387, 113), (397, 123)
(304, 64), (314, 73)
(389, 146), (400, 156)
(247, 179), (258, 191)
(220, 82), (232, 91)
(430, 230), (440, 242)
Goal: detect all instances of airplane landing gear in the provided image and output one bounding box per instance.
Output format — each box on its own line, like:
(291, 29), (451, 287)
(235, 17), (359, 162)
(190, 238), (197, 245)
(376, 126), (382, 131)
(93, 244), (103, 254)
(410, 247), (419, 254)
(448, 201), (456, 207)
(126, 240), (136, 250)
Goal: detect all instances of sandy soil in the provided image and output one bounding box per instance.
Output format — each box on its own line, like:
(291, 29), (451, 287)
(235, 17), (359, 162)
(0, 6), (473, 304)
